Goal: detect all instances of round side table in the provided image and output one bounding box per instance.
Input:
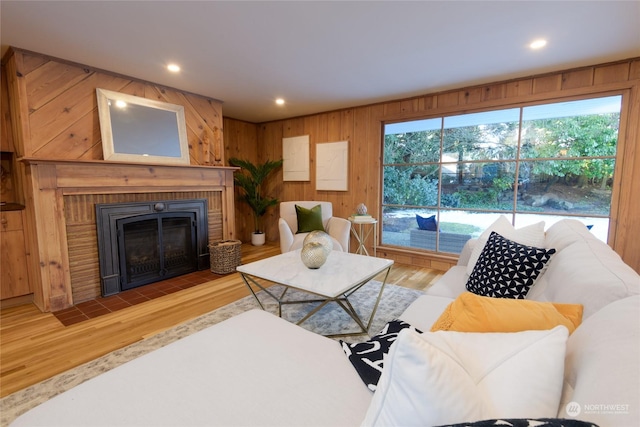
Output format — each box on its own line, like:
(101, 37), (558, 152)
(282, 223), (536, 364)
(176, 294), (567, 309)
(348, 217), (378, 256)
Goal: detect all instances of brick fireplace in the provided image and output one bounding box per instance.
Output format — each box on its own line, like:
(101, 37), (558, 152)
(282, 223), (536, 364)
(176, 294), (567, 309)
(21, 159), (237, 312)
(95, 198), (210, 297)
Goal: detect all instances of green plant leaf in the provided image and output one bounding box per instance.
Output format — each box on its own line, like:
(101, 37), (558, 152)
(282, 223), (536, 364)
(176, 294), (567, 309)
(229, 157), (283, 232)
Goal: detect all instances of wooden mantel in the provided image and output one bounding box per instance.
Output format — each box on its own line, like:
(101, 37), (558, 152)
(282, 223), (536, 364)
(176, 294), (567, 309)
(20, 158), (238, 312)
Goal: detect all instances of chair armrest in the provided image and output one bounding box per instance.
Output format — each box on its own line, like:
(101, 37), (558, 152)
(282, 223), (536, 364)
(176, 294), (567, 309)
(326, 217), (351, 252)
(278, 218), (295, 253)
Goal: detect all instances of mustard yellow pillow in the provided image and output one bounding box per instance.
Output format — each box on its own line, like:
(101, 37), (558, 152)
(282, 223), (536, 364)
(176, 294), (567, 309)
(431, 292), (583, 334)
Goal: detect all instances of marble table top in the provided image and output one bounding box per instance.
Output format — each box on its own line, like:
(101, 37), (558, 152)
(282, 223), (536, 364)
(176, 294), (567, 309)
(236, 250), (393, 298)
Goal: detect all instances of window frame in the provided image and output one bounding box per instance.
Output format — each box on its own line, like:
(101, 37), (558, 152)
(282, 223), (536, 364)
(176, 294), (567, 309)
(380, 91), (630, 253)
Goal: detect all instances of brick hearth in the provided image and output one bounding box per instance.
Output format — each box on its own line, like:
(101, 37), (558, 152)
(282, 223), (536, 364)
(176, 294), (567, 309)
(53, 269), (224, 326)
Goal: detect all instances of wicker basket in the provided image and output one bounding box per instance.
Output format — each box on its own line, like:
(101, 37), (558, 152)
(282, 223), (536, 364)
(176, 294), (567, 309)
(209, 240), (242, 274)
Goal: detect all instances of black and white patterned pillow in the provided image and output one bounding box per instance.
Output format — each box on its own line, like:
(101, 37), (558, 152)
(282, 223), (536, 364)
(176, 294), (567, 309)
(436, 418), (599, 427)
(340, 319), (421, 391)
(466, 231), (556, 299)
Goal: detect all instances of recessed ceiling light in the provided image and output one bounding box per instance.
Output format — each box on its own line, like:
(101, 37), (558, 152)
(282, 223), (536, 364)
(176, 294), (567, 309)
(167, 63), (181, 73)
(530, 39), (547, 50)
(275, 98), (285, 106)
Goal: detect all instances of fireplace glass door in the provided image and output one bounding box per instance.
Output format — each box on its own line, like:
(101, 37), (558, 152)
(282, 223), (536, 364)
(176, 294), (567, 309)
(117, 212), (197, 290)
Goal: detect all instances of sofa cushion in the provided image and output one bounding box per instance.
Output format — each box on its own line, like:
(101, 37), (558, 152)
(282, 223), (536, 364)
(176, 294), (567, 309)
(361, 326), (569, 426)
(544, 219), (597, 252)
(340, 319), (421, 391)
(416, 214), (437, 231)
(11, 310), (373, 427)
(466, 232), (556, 299)
(558, 296), (640, 425)
(399, 294), (456, 331)
(466, 216), (546, 276)
(425, 266), (468, 299)
(528, 238), (640, 318)
(431, 292), (583, 334)
(457, 239), (477, 266)
(295, 204), (325, 233)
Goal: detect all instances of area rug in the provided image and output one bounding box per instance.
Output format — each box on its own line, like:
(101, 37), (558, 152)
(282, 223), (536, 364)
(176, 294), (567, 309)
(0, 282), (423, 426)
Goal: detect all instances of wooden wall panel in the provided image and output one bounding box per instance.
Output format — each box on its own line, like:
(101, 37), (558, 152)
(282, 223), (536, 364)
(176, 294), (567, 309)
(462, 87), (483, 105)
(561, 68), (594, 90)
(7, 48), (223, 166)
(224, 57), (640, 273)
(419, 94), (436, 112)
(25, 61), (91, 111)
(438, 92), (460, 109)
(613, 84), (640, 271)
(594, 62), (630, 85)
(630, 59), (640, 80)
(1, 68), (14, 152)
(482, 84), (505, 102)
(19, 54), (48, 77)
(184, 92), (224, 164)
(3, 48), (234, 311)
(4, 52), (30, 159)
(400, 98), (419, 114)
(222, 118), (259, 242)
(532, 74), (563, 94)
(29, 73), (128, 153)
(505, 79), (533, 98)
(6, 48), (640, 280)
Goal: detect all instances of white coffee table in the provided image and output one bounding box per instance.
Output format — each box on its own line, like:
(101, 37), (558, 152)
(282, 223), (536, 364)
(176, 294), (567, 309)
(236, 250), (394, 337)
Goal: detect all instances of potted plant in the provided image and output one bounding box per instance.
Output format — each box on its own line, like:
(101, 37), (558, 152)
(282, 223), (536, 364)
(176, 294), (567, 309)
(229, 157), (283, 246)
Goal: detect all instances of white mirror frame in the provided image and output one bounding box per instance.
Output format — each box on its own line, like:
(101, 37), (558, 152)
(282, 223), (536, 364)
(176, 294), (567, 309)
(96, 88), (190, 165)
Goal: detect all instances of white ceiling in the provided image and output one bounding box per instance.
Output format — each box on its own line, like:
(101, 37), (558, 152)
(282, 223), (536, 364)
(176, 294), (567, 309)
(2, 1), (639, 123)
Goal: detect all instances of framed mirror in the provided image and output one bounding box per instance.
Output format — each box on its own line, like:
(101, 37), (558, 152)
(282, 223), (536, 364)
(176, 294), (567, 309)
(96, 88), (190, 165)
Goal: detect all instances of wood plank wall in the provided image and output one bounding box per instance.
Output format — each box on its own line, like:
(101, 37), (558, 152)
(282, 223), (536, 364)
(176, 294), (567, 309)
(1, 65), (25, 204)
(4, 46), (639, 293)
(2, 48), (233, 311)
(222, 119), (259, 242)
(1, 67), (13, 152)
(4, 48), (224, 165)
(225, 58), (640, 273)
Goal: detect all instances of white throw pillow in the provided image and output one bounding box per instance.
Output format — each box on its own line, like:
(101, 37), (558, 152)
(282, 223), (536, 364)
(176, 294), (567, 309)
(361, 326), (569, 427)
(466, 216), (546, 276)
(559, 296), (640, 425)
(532, 239), (639, 318)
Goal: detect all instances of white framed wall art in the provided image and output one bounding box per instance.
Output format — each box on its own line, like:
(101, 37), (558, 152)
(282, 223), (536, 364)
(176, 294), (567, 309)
(282, 135), (310, 181)
(316, 140), (349, 191)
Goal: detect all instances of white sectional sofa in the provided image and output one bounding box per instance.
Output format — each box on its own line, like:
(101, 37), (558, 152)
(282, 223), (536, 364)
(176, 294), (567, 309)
(11, 220), (639, 427)
(401, 219), (640, 426)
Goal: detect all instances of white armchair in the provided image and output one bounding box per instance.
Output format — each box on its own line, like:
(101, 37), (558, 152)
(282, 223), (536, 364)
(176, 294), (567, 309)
(278, 201), (350, 253)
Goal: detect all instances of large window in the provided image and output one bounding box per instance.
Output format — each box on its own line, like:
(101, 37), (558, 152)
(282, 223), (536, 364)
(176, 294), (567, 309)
(382, 95), (622, 254)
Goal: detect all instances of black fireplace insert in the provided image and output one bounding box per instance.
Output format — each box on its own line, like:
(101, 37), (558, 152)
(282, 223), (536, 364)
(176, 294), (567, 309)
(96, 199), (209, 296)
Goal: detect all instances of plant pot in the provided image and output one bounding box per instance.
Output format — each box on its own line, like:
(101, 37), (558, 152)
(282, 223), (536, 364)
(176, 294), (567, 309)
(251, 232), (266, 246)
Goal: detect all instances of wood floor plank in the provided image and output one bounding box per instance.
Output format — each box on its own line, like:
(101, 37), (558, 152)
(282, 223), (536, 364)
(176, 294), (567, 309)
(0, 242), (444, 397)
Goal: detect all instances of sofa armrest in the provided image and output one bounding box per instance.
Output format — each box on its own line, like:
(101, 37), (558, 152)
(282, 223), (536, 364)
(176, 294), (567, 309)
(424, 265), (469, 298)
(326, 217), (350, 252)
(278, 218), (295, 253)
(457, 238), (478, 266)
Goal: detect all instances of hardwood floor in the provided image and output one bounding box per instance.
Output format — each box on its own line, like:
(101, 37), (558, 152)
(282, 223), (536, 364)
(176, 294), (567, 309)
(0, 243), (444, 398)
